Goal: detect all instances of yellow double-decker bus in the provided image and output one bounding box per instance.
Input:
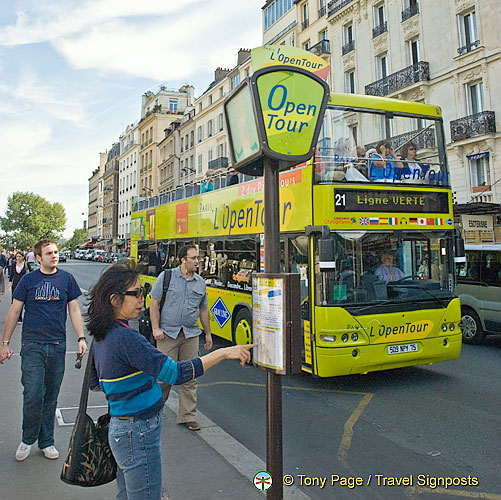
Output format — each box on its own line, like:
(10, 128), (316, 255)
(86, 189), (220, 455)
(130, 93), (462, 377)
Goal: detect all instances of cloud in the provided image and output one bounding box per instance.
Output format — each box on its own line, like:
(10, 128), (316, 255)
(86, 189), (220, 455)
(0, 0), (202, 46)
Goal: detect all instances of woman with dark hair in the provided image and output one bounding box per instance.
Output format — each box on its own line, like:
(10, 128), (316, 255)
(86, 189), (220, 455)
(8, 251), (29, 323)
(400, 141), (428, 183)
(86, 263), (255, 500)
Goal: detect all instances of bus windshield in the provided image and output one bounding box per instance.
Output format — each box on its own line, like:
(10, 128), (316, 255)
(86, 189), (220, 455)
(314, 230), (455, 312)
(315, 106), (448, 187)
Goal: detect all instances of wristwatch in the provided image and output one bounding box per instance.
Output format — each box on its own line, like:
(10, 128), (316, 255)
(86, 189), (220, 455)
(1, 341), (9, 345)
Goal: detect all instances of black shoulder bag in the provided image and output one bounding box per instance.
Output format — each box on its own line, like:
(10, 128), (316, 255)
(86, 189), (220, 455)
(60, 343), (117, 487)
(138, 269), (171, 346)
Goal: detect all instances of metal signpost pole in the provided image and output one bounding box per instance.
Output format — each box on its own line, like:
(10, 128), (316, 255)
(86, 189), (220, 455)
(263, 156), (283, 500)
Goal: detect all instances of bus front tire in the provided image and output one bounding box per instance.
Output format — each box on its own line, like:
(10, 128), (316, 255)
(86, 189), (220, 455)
(461, 308), (486, 345)
(232, 308), (253, 346)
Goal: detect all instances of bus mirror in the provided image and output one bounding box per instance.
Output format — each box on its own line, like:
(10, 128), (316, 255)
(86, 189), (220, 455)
(454, 230), (466, 263)
(319, 237), (335, 271)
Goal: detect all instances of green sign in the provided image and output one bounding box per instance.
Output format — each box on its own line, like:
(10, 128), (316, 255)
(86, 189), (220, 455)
(225, 83), (260, 165)
(255, 70), (326, 157)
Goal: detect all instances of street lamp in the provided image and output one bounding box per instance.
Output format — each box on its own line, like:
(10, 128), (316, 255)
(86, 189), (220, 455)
(181, 166), (196, 175)
(143, 186), (153, 196)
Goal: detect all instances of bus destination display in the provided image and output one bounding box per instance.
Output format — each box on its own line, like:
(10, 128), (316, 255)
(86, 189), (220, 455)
(333, 188), (450, 214)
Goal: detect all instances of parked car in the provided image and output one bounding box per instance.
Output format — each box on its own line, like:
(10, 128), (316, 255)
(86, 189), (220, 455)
(93, 250), (106, 262)
(59, 252), (67, 263)
(456, 243), (501, 344)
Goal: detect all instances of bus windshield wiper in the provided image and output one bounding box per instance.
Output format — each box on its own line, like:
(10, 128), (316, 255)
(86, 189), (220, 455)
(389, 282), (447, 308)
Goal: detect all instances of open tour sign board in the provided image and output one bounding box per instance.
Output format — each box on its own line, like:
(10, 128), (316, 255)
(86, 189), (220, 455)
(224, 46), (330, 176)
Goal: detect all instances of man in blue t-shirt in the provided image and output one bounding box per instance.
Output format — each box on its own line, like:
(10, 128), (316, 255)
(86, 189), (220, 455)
(0, 239), (88, 462)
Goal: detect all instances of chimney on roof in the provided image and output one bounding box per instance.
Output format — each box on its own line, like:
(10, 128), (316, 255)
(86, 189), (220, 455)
(237, 48), (251, 65)
(214, 67), (230, 81)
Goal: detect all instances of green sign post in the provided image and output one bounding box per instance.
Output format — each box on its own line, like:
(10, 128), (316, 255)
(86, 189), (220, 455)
(224, 49), (330, 500)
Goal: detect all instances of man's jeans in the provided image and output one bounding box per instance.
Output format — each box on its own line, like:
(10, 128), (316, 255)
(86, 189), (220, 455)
(109, 412), (163, 500)
(20, 342), (66, 448)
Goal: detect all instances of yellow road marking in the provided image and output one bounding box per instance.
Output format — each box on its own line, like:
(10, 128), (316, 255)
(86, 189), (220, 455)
(337, 392), (374, 469)
(406, 487), (501, 499)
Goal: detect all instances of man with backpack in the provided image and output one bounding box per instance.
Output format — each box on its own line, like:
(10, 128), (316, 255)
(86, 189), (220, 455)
(150, 245), (212, 431)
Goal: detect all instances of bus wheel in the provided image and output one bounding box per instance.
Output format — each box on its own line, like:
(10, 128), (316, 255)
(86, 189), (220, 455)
(461, 308), (486, 345)
(232, 309), (252, 345)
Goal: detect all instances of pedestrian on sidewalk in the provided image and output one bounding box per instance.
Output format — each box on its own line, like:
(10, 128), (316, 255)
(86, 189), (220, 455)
(150, 244), (212, 431)
(0, 239), (88, 462)
(8, 251), (30, 323)
(86, 263), (255, 500)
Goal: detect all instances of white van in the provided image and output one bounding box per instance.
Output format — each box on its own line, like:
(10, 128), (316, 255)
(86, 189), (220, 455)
(456, 244), (501, 344)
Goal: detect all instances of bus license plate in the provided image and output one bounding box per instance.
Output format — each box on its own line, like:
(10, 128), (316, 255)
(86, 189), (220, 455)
(387, 343), (418, 355)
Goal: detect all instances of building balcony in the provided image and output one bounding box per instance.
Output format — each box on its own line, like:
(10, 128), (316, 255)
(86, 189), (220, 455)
(308, 39), (331, 57)
(365, 61), (430, 97)
(318, 6), (326, 17)
(302, 19), (309, 30)
(372, 21), (387, 38)
(365, 127), (436, 152)
(123, 141), (137, 153)
(450, 111), (496, 142)
(208, 156), (229, 170)
(457, 39), (480, 55)
(327, 0), (354, 17)
(401, 4), (419, 22)
(342, 40), (355, 55)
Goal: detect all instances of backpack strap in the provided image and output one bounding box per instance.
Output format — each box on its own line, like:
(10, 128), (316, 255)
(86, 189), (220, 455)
(158, 269), (171, 313)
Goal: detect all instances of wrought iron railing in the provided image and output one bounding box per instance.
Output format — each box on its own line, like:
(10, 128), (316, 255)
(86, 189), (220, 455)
(372, 21), (387, 38)
(365, 128), (436, 152)
(208, 157), (229, 170)
(365, 61), (430, 96)
(327, 0), (354, 17)
(318, 6), (326, 17)
(302, 19), (309, 30)
(457, 40), (480, 55)
(450, 111), (496, 142)
(401, 4), (419, 22)
(308, 39), (331, 57)
(342, 40), (355, 55)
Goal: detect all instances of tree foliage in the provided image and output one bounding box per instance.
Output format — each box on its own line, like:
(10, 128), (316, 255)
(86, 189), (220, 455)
(63, 228), (88, 251)
(0, 192), (66, 250)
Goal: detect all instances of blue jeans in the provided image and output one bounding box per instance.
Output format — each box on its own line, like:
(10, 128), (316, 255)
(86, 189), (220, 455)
(20, 342), (66, 448)
(109, 412), (163, 500)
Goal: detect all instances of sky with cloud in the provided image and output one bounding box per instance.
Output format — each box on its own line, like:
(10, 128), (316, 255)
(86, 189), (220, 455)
(0, 0), (263, 238)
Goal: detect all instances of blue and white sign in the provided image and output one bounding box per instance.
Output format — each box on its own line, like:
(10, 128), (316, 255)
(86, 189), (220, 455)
(210, 297), (231, 329)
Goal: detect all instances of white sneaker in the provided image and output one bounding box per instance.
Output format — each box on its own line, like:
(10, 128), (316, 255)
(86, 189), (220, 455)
(15, 442), (32, 461)
(41, 445), (59, 460)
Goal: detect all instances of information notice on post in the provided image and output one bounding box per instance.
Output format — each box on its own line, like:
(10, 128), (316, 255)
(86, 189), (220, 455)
(252, 276), (285, 371)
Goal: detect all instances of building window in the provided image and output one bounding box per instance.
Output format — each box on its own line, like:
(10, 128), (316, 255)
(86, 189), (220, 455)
(376, 53), (388, 79)
(303, 40), (311, 51)
(198, 126), (203, 142)
(198, 103), (203, 112)
(180, 137), (184, 152)
(467, 81), (484, 115)
(344, 23), (353, 44)
(408, 38), (420, 65)
(169, 99), (178, 113)
(207, 119), (213, 137)
(320, 29), (328, 41)
(198, 154), (203, 174)
(208, 149), (213, 163)
(373, 4), (387, 37)
(302, 3), (309, 29)
(218, 143), (224, 158)
(218, 113), (224, 131)
(344, 70), (356, 93)
(458, 10), (479, 54)
(231, 72), (240, 89)
(219, 87), (224, 99)
(470, 156), (490, 188)
(208, 95), (213, 106)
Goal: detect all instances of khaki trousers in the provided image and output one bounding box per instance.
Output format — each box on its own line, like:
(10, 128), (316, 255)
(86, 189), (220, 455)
(156, 331), (199, 424)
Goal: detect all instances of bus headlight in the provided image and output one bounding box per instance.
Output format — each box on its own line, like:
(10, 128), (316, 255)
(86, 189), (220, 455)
(320, 335), (336, 342)
(351, 333), (358, 341)
(441, 324), (448, 332)
(449, 323), (455, 331)
(342, 334), (349, 343)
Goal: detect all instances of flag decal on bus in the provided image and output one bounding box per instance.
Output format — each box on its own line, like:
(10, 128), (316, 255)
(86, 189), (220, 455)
(210, 297), (232, 329)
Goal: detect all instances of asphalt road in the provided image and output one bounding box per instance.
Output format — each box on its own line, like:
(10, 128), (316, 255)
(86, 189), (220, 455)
(5, 260), (498, 500)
